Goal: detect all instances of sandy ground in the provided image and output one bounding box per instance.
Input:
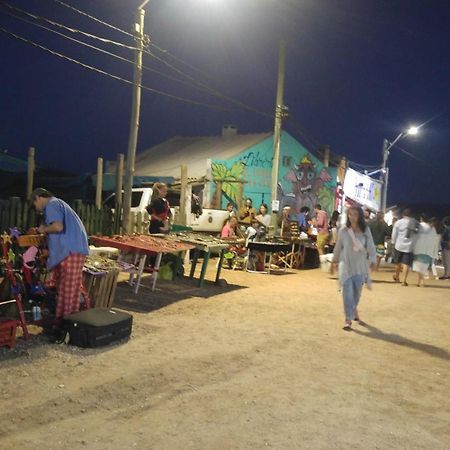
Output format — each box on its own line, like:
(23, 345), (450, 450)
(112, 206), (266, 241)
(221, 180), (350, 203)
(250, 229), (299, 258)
(1, 260), (449, 450)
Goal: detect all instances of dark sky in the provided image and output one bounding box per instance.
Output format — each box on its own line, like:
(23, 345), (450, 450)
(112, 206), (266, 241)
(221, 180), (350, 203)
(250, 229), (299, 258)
(1, 0), (449, 206)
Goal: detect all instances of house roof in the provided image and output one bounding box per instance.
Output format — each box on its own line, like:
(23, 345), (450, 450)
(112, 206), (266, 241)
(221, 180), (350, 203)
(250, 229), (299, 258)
(106, 132), (272, 180)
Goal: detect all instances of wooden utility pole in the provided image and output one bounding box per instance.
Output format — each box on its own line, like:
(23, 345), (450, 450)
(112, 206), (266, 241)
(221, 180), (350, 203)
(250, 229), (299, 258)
(270, 40), (286, 234)
(95, 157), (103, 209)
(179, 164), (188, 225)
(26, 146), (35, 200)
(323, 145), (330, 168)
(115, 153), (124, 208)
(122, 1), (149, 233)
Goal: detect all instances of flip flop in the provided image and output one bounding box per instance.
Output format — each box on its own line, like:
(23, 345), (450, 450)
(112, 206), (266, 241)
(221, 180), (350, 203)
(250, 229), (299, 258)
(402, 281), (408, 286)
(342, 324), (352, 331)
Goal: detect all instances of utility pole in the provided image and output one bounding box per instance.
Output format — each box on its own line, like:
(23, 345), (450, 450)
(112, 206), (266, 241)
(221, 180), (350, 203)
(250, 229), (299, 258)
(270, 40), (287, 234)
(380, 138), (389, 212)
(122, 1), (149, 233)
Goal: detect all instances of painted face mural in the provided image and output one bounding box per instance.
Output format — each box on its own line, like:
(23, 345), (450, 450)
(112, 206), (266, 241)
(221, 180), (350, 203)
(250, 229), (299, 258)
(280, 155), (332, 214)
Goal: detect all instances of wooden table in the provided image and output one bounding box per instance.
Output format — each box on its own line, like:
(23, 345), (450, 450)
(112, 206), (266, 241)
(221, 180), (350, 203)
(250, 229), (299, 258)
(174, 234), (241, 288)
(247, 241), (293, 274)
(90, 235), (194, 293)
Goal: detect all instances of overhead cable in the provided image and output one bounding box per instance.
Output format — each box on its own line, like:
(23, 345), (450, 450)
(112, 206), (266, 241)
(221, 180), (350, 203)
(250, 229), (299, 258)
(0, 26), (236, 112)
(51, 0), (134, 38)
(3, 2), (138, 50)
(2, 9), (233, 97)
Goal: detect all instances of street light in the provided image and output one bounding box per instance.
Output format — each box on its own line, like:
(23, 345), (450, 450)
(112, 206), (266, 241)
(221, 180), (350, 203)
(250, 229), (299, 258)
(122, 0), (151, 234)
(380, 125), (419, 211)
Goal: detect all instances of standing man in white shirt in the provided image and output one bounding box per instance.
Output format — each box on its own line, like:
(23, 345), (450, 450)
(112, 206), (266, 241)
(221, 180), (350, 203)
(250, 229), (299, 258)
(391, 208), (419, 286)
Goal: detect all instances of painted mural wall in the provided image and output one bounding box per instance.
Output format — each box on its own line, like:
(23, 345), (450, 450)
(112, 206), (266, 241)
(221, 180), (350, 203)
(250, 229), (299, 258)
(210, 132), (337, 215)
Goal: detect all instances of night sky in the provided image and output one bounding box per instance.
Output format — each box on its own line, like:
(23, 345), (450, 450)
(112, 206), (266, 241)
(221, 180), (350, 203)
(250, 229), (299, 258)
(1, 0), (449, 207)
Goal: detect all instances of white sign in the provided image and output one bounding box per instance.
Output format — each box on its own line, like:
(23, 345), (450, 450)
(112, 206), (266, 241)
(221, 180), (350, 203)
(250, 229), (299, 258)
(271, 200), (280, 212)
(343, 168), (382, 211)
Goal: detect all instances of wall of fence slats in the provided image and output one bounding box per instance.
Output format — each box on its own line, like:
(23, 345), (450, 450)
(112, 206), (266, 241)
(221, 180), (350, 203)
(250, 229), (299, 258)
(0, 197), (148, 237)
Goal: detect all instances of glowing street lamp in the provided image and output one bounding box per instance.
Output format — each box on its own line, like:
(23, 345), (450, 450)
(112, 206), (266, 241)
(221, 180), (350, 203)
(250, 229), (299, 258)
(380, 125), (420, 211)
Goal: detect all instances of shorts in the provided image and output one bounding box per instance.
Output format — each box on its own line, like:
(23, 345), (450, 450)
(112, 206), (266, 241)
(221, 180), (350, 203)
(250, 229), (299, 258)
(393, 249), (413, 266)
(316, 233), (328, 251)
(375, 244), (385, 257)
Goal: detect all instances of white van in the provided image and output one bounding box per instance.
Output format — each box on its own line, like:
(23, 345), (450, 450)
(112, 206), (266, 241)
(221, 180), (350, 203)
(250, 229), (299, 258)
(103, 187), (229, 233)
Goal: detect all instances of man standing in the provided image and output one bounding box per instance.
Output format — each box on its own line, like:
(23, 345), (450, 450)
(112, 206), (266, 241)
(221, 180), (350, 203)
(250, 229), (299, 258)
(313, 204), (329, 255)
(391, 208), (418, 286)
(32, 188), (89, 332)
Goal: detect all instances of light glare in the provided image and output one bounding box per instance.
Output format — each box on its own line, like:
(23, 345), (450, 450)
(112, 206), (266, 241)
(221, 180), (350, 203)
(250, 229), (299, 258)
(407, 126), (419, 135)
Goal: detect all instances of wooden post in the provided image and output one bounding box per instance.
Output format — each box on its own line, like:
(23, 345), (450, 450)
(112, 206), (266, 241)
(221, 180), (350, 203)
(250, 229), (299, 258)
(338, 157), (347, 184)
(95, 157), (103, 210)
(203, 158), (212, 208)
(323, 145), (330, 168)
(237, 181), (244, 209)
(213, 181), (223, 209)
(115, 153), (124, 208)
(179, 164), (188, 226)
(26, 147), (35, 200)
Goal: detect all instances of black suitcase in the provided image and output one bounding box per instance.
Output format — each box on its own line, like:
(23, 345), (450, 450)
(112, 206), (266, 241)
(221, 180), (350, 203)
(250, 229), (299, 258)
(63, 308), (133, 348)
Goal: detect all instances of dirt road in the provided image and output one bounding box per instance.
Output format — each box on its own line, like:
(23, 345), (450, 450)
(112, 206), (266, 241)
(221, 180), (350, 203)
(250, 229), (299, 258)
(1, 263), (449, 450)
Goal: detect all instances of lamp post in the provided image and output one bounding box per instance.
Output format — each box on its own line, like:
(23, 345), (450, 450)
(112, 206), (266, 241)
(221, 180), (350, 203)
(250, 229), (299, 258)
(122, 0), (151, 234)
(380, 126), (419, 212)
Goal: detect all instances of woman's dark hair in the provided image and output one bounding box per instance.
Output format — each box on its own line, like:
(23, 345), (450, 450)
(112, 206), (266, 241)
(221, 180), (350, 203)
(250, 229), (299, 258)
(329, 210), (339, 227)
(346, 206), (366, 232)
(259, 203), (268, 211)
(300, 206), (310, 214)
(431, 217), (444, 234)
(420, 213), (430, 223)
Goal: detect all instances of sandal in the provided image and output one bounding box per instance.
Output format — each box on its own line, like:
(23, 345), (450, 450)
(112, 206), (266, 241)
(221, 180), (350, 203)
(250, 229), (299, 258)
(343, 322), (352, 331)
(401, 281), (408, 286)
(392, 275), (400, 282)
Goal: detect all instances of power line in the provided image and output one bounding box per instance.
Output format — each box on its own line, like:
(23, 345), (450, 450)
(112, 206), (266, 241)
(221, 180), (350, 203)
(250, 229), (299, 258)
(0, 26), (237, 112)
(2, 9), (237, 99)
(3, 2), (138, 50)
(51, 0), (134, 38)
(50, 0), (228, 84)
(4, 2), (274, 120)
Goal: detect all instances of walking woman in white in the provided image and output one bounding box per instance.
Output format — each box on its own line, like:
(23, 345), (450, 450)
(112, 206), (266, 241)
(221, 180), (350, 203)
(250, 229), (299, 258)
(332, 206), (376, 331)
(412, 215), (439, 287)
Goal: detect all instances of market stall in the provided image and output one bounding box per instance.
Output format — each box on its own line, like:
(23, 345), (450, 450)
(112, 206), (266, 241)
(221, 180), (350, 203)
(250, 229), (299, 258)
(90, 235), (195, 293)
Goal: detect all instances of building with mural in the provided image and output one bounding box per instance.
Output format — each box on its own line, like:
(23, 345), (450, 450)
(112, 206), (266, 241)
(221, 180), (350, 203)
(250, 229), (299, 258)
(105, 127), (338, 216)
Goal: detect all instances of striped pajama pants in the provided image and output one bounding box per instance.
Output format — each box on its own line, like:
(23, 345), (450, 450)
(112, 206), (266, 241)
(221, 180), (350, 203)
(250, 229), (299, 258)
(51, 253), (86, 323)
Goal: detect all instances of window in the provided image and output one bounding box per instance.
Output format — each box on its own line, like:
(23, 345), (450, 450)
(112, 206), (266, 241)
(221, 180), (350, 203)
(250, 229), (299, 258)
(282, 156), (292, 167)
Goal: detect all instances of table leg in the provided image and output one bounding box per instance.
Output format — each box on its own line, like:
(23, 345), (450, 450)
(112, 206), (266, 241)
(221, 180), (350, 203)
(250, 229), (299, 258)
(189, 249), (199, 279)
(151, 252), (163, 291)
(215, 249), (225, 283)
(198, 250), (211, 288)
(133, 254), (147, 294)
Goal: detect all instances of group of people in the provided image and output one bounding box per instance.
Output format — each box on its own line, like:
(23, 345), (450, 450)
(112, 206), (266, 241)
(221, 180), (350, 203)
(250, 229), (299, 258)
(332, 206), (450, 331)
(28, 183), (449, 338)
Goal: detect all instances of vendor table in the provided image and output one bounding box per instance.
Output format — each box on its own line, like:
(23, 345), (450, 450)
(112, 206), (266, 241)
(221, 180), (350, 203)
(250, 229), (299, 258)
(247, 241), (292, 274)
(90, 235), (194, 294)
(171, 233), (242, 288)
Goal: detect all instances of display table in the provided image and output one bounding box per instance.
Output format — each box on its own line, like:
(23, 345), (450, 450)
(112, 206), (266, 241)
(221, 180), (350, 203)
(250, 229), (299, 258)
(172, 233), (242, 287)
(90, 235), (194, 293)
(247, 241), (292, 274)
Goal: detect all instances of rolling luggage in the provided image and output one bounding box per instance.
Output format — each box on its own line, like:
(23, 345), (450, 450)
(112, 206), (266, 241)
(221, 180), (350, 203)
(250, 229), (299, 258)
(63, 308), (132, 348)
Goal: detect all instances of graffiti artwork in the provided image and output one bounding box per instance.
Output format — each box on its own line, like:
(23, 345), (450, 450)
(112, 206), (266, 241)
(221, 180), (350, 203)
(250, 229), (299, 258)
(278, 154), (335, 215)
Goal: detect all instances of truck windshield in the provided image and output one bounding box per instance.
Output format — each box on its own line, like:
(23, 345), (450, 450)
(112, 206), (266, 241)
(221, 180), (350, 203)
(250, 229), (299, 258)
(103, 191), (143, 208)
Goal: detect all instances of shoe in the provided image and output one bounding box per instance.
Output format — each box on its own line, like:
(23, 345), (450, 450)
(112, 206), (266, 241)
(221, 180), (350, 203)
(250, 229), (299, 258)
(343, 321), (352, 331)
(401, 281), (408, 286)
(438, 276), (449, 280)
(392, 275), (400, 282)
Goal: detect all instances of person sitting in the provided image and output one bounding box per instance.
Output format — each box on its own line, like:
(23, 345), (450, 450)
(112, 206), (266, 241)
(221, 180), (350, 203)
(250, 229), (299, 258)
(255, 203), (271, 229)
(238, 198), (256, 226)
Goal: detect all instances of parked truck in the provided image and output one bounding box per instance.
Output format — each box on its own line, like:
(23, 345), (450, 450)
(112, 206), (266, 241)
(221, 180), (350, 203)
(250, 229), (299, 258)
(103, 187), (229, 233)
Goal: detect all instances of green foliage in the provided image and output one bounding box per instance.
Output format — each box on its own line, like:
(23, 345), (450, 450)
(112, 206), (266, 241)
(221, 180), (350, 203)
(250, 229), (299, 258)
(211, 161), (245, 204)
(318, 187), (334, 215)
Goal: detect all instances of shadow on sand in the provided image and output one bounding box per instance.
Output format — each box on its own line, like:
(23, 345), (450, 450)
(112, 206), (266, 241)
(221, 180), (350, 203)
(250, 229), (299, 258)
(352, 322), (450, 361)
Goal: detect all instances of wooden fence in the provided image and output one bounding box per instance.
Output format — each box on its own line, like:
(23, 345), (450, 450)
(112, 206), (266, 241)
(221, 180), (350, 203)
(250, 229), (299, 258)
(0, 197), (120, 236)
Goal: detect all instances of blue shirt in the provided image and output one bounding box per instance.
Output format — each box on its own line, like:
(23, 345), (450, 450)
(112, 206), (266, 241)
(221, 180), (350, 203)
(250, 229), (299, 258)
(44, 197), (89, 269)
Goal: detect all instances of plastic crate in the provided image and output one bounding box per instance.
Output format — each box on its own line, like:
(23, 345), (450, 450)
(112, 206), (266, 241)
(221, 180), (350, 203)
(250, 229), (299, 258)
(0, 319), (17, 348)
